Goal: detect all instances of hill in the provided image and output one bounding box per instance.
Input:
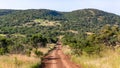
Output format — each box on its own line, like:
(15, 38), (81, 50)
(63, 9), (120, 32)
(0, 9), (120, 35)
(0, 9), (15, 16)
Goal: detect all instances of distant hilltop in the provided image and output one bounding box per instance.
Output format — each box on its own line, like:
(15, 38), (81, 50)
(0, 8), (120, 34)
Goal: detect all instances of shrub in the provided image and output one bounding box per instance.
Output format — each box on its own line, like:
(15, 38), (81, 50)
(34, 50), (43, 57)
(31, 63), (40, 68)
(0, 48), (5, 55)
(26, 49), (31, 57)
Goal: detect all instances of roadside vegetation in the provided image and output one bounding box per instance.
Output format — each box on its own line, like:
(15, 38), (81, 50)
(62, 24), (120, 68)
(63, 45), (120, 68)
(0, 33), (57, 68)
(0, 54), (40, 68)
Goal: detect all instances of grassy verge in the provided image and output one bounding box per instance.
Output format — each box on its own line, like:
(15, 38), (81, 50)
(62, 45), (120, 68)
(0, 54), (40, 68)
(0, 44), (55, 68)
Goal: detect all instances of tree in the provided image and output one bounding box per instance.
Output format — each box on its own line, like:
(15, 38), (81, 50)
(0, 37), (13, 55)
(31, 34), (47, 49)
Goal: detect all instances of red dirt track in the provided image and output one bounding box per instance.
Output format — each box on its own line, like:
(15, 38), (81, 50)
(41, 44), (81, 68)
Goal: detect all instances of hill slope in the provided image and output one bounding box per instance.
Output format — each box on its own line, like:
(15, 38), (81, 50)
(63, 9), (120, 32)
(0, 9), (15, 16)
(0, 9), (120, 35)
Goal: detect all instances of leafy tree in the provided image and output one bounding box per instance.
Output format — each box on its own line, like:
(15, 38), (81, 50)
(31, 34), (47, 48)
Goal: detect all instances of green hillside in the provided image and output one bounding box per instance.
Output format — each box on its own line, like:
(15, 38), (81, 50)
(0, 9), (120, 35)
(0, 9), (15, 16)
(63, 9), (120, 32)
(0, 8), (120, 53)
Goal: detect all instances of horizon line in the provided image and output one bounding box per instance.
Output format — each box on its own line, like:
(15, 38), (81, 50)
(0, 8), (119, 15)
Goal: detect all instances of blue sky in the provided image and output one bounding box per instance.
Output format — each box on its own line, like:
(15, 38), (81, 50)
(0, 0), (120, 15)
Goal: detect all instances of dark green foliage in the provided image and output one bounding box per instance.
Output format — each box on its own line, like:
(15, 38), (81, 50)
(31, 33), (47, 48)
(31, 63), (40, 68)
(47, 37), (58, 43)
(0, 37), (13, 55)
(0, 48), (6, 55)
(34, 50), (43, 57)
(0, 34), (45, 55)
(0, 9), (15, 16)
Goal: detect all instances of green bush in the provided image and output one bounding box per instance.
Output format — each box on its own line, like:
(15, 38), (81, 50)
(0, 48), (5, 55)
(26, 49), (31, 57)
(83, 45), (100, 55)
(31, 63), (40, 68)
(34, 50), (43, 57)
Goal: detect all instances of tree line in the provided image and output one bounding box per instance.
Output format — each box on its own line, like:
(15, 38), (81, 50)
(0, 33), (58, 56)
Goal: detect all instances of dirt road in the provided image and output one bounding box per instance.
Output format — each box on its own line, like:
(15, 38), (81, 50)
(41, 44), (81, 68)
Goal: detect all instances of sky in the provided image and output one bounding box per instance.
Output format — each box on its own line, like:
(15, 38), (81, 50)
(0, 0), (120, 15)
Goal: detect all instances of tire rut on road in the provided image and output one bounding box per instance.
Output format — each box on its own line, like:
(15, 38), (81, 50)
(41, 44), (81, 68)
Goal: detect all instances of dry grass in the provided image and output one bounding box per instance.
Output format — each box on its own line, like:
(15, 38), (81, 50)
(62, 46), (120, 68)
(39, 21), (61, 26)
(38, 44), (55, 54)
(11, 34), (26, 37)
(67, 30), (78, 34)
(34, 19), (61, 26)
(19, 19), (61, 27)
(79, 50), (120, 68)
(0, 34), (6, 37)
(62, 45), (72, 55)
(0, 44), (55, 68)
(85, 32), (94, 35)
(71, 50), (120, 68)
(0, 54), (40, 68)
(57, 35), (64, 40)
